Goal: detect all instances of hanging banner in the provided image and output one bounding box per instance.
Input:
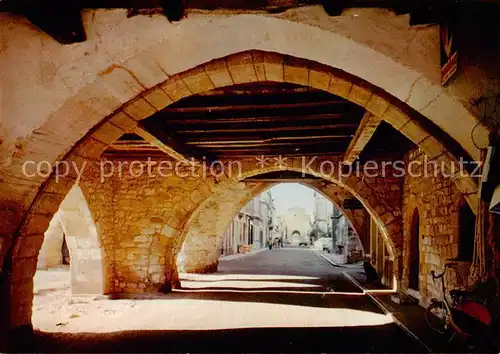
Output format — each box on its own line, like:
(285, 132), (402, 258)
(440, 10), (458, 86)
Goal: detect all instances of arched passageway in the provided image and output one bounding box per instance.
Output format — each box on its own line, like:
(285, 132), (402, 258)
(408, 208), (420, 292)
(179, 179), (383, 277)
(35, 185), (106, 295)
(0, 12), (497, 345)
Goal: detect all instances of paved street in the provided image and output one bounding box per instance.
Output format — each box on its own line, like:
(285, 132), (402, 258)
(29, 246), (427, 353)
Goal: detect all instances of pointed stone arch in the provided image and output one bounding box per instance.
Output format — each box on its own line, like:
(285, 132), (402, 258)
(1, 23), (489, 333)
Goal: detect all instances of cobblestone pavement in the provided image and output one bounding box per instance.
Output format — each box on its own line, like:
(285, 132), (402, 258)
(27, 246), (428, 353)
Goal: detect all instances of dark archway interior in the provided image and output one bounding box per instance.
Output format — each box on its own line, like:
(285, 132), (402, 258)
(409, 209), (420, 291)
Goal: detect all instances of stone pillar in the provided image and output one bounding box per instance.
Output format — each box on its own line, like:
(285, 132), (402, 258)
(37, 212), (64, 269)
(59, 187), (104, 295)
(179, 209), (220, 273)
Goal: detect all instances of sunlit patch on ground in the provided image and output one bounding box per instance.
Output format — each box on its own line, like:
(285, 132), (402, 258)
(180, 273), (323, 290)
(32, 269), (390, 334)
(35, 296), (393, 333)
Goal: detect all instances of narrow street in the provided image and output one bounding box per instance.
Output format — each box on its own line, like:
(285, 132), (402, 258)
(30, 247), (427, 353)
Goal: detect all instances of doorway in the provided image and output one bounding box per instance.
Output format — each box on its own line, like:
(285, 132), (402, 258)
(409, 209), (420, 291)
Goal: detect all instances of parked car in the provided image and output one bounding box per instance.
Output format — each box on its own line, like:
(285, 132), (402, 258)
(298, 240), (308, 246)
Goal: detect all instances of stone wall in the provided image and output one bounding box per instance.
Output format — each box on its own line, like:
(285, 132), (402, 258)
(81, 158), (213, 293)
(402, 148), (465, 306)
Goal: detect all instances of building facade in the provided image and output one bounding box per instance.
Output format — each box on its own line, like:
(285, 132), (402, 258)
(221, 190), (275, 255)
(309, 192), (332, 243)
(281, 207), (311, 245)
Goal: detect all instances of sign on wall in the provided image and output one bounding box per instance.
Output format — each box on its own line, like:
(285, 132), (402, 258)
(440, 11), (458, 86)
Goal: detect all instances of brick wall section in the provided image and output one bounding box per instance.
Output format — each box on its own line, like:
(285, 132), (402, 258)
(402, 148), (464, 306)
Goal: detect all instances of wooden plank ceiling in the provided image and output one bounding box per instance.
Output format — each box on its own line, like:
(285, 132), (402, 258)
(105, 82), (366, 159)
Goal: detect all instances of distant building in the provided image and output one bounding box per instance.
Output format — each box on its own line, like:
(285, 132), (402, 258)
(331, 207), (364, 262)
(308, 192), (331, 243)
(221, 190), (275, 255)
(281, 207), (311, 245)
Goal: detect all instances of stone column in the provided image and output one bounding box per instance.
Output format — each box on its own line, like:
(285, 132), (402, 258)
(59, 187), (105, 295)
(37, 212), (64, 269)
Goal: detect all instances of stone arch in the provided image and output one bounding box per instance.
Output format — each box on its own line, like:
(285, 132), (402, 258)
(36, 211), (66, 270)
(1, 33), (488, 331)
(4, 49), (480, 292)
(177, 162), (399, 277)
(179, 179), (372, 274)
(56, 185), (106, 295)
(178, 182), (271, 273)
(1, 35), (485, 257)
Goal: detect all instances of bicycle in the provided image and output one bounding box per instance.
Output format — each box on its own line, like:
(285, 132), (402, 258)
(425, 263), (495, 343)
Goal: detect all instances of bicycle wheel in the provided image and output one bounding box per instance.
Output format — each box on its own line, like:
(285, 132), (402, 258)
(426, 301), (448, 334)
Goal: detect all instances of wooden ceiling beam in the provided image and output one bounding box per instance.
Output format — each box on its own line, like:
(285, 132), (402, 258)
(186, 134), (353, 146)
(243, 178), (322, 183)
(161, 100), (347, 113)
(164, 113), (353, 125)
(343, 111), (382, 165)
(135, 127), (190, 161)
(177, 123), (358, 134)
(215, 151), (344, 157)
(137, 121), (218, 163)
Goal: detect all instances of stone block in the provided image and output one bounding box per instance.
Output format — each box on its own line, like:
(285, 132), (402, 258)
(92, 121), (125, 145)
(348, 84), (372, 107)
(143, 88), (174, 111)
(160, 77), (192, 102)
(123, 97), (156, 121)
(12, 234), (44, 259)
(399, 120), (430, 145)
(30, 192), (64, 215)
(284, 56), (309, 86)
(204, 59), (233, 87)
(97, 65), (144, 104)
(366, 93), (390, 117)
(180, 66), (215, 94)
(121, 54), (169, 89)
(251, 52), (267, 81)
(226, 52), (257, 84)
(109, 111), (138, 132)
(308, 63), (331, 91)
(261, 52), (284, 82)
(75, 137), (108, 160)
(382, 104), (410, 129)
(20, 213), (51, 236)
(328, 74), (352, 99)
(11, 257), (38, 281)
(419, 136), (445, 160)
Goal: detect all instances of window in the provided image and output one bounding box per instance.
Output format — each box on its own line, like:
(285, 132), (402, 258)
(457, 202), (476, 262)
